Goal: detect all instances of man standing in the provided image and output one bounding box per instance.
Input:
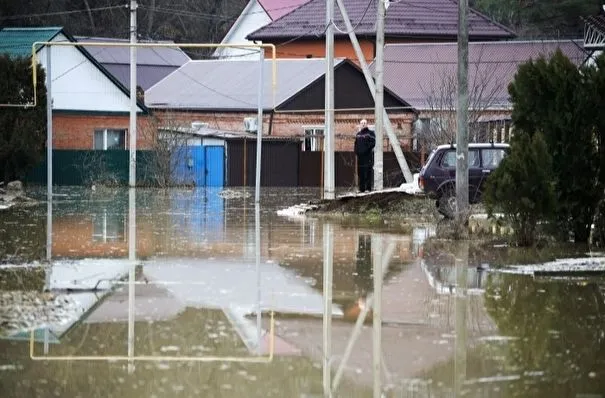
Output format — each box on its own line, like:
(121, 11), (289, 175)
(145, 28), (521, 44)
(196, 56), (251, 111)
(354, 119), (376, 192)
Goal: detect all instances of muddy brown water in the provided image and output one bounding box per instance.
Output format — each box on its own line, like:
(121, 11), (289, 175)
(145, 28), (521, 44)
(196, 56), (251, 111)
(0, 186), (604, 397)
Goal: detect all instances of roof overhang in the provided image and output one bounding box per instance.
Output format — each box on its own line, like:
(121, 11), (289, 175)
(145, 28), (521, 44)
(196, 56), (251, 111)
(583, 15), (605, 50)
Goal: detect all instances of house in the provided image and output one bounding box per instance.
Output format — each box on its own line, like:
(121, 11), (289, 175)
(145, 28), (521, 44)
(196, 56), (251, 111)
(382, 39), (587, 146)
(0, 27), (150, 151)
(76, 36), (190, 91)
(246, 0), (516, 62)
(215, 0), (309, 60)
(145, 57), (415, 152)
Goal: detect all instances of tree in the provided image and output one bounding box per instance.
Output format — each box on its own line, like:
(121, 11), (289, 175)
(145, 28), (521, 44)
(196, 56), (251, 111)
(484, 132), (556, 246)
(0, 55), (47, 184)
(418, 46), (508, 149)
(471, 0), (603, 38)
(138, 113), (199, 187)
(508, 50), (600, 243)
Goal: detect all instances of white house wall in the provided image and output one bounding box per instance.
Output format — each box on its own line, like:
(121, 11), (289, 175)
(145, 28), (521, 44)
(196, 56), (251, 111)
(37, 34), (141, 113)
(215, 0), (271, 60)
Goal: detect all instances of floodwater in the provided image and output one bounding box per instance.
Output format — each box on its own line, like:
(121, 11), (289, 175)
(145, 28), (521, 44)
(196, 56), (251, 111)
(1, 186), (604, 397)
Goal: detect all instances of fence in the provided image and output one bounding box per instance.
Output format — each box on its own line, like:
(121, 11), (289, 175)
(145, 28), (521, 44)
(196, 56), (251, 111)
(24, 147), (422, 188)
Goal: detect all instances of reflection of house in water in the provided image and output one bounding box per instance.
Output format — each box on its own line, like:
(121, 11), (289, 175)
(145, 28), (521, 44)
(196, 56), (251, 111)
(266, 255), (499, 392)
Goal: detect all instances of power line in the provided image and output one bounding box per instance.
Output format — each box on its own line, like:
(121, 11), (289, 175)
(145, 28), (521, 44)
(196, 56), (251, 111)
(0, 5), (127, 21)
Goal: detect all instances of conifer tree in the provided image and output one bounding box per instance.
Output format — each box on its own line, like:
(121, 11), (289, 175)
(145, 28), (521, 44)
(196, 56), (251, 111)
(0, 55), (47, 184)
(507, 50), (599, 242)
(484, 132), (555, 246)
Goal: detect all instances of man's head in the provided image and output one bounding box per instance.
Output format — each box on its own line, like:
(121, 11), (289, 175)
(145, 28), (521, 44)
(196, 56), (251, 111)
(359, 119), (368, 129)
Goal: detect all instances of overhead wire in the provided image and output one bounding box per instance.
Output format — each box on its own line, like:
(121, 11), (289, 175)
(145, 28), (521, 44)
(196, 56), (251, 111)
(0, 5), (128, 21)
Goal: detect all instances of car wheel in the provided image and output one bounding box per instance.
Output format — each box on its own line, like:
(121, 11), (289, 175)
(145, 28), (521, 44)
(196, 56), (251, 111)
(438, 191), (457, 219)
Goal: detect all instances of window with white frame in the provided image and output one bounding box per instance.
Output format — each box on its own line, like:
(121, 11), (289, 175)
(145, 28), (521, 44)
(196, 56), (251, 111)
(92, 209), (125, 242)
(303, 127), (324, 151)
(94, 128), (126, 150)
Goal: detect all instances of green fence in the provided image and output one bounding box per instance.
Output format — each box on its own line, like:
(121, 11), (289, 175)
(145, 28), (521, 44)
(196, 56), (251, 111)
(26, 150), (158, 186)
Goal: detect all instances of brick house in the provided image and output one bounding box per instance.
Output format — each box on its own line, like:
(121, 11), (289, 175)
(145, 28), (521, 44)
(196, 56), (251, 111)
(246, 0), (515, 62)
(145, 57), (416, 152)
(0, 27), (151, 151)
(382, 39), (588, 149)
(215, 0), (309, 60)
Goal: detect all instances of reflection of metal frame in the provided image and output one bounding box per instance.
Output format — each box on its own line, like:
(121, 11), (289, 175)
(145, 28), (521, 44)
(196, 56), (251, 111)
(30, 311), (275, 363)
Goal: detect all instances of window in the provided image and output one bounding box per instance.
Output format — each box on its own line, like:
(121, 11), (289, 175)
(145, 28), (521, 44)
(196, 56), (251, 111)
(481, 148), (507, 169)
(94, 129), (126, 150)
(303, 127), (324, 151)
(440, 149), (479, 168)
(92, 210), (125, 242)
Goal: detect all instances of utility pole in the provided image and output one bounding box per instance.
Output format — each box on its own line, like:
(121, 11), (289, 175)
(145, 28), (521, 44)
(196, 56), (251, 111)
(129, 0), (138, 187)
(456, 0), (469, 228)
(324, 0), (335, 200)
(374, 0), (386, 191)
(335, 0), (413, 184)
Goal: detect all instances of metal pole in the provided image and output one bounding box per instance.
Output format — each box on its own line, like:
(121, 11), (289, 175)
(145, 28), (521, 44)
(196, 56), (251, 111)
(255, 49), (264, 203)
(324, 0), (335, 199)
(255, 202), (262, 353)
(128, 258), (136, 374)
(372, 234), (383, 397)
(45, 46), (52, 263)
(335, 0), (413, 184)
(127, 187), (136, 373)
(322, 223), (334, 396)
(373, 0), (386, 191)
(454, 242), (469, 394)
(128, 0), (138, 187)
(456, 0), (469, 224)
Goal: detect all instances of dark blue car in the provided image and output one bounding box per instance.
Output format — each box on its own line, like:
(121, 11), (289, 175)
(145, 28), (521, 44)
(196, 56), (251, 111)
(418, 143), (509, 218)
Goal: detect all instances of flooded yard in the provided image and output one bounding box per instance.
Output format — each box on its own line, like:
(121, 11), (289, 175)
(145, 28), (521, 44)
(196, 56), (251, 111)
(1, 186), (604, 397)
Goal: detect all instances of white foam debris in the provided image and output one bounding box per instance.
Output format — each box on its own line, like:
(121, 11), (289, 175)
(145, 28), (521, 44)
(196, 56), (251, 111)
(497, 257), (605, 275)
(399, 173), (422, 194)
(0, 263), (42, 270)
(276, 203), (318, 218)
(218, 189), (251, 199)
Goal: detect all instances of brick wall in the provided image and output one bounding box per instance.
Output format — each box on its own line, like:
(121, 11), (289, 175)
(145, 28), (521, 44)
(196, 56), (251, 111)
(151, 109), (415, 152)
(53, 114), (154, 150)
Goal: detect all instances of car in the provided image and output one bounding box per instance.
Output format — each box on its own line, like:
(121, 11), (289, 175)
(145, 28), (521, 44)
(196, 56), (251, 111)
(418, 142), (509, 218)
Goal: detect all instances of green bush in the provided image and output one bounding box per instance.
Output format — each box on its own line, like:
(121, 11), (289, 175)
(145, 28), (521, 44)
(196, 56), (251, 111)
(484, 132), (555, 246)
(508, 50), (601, 242)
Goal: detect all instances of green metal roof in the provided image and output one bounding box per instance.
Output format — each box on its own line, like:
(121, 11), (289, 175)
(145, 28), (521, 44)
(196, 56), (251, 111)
(0, 27), (63, 58)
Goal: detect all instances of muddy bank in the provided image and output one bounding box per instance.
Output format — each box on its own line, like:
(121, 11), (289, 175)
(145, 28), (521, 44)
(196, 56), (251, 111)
(308, 191), (435, 220)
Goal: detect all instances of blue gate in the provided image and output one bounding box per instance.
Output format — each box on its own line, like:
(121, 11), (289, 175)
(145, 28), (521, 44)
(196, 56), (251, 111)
(172, 146), (204, 186)
(204, 146), (224, 187)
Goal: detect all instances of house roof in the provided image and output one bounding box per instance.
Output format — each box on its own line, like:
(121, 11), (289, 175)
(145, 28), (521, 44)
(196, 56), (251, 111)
(0, 27), (63, 57)
(146, 58), (348, 111)
(76, 36), (191, 90)
(258, 0), (310, 21)
(247, 0), (515, 42)
(383, 40), (587, 111)
(0, 27), (148, 113)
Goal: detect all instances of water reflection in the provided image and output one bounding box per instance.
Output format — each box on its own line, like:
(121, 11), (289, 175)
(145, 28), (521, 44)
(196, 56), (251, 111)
(1, 187), (605, 397)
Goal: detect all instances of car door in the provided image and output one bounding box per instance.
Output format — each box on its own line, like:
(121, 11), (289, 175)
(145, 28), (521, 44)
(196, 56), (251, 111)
(476, 147), (507, 197)
(467, 149), (482, 202)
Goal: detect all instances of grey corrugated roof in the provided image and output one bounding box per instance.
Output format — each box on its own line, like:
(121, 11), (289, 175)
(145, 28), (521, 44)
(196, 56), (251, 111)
(76, 37), (190, 65)
(248, 0), (515, 41)
(383, 40), (587, 110)
(76, 37), (190, 90)
(145, 58), (345, 110)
